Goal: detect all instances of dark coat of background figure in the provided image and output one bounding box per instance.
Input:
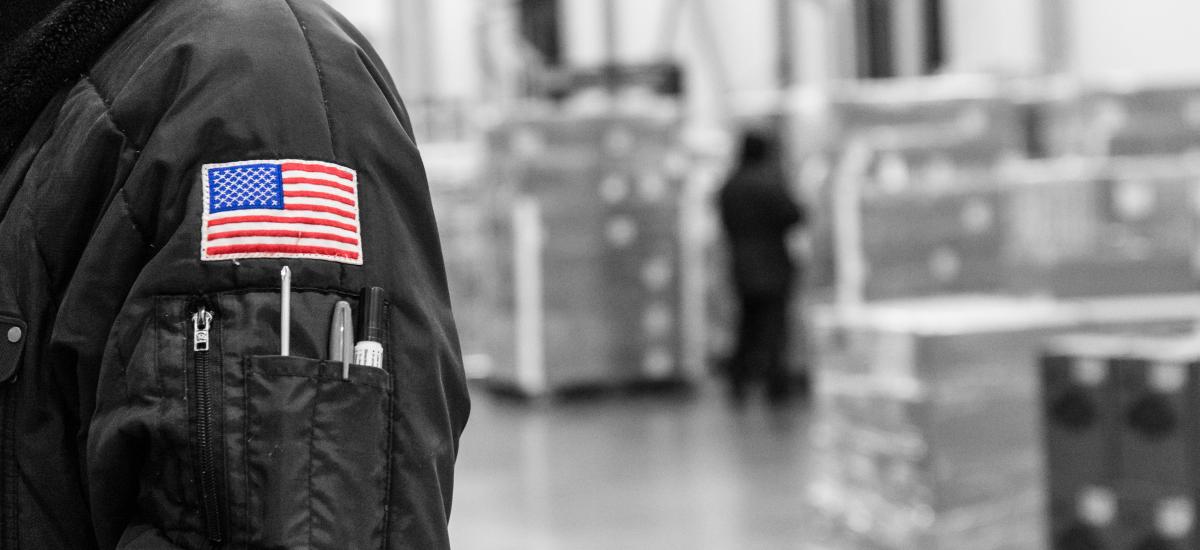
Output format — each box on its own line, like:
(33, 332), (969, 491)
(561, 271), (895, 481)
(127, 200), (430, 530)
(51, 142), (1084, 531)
(718, 132), (807, 403)
(0, 0), (469, 548)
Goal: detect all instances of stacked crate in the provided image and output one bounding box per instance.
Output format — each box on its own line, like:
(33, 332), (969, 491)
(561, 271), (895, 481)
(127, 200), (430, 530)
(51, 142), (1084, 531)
(802, 83), (1030, 300)
(1005, 158), (1200, 298)
(481, 110), (693, 396)
(1043, 333), (1200, 549)
(799, 79), (1200, 302)
(1035, 83), (1200, 157)
(425, 144), (500, 377)
(832, 89), (1027, 182)
(429, 182), (499, 372)
(858, 182), (1009, 299)
(808, 295), (1200, 550)
(809, 297), (1064, 550)
(826, 156), (1200, 303)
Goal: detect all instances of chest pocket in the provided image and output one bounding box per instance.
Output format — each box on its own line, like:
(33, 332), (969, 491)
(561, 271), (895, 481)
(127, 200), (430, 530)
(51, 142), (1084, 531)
(129, 290), (392, 550)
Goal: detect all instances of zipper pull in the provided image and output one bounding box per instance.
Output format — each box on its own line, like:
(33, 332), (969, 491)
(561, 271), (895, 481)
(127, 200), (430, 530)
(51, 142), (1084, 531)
(193, 307), (213, 352)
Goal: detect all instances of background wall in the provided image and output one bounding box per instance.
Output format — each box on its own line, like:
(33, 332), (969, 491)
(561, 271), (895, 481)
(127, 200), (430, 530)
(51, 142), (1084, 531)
(322, 0), (1200, 126)
(943, 0), (1040, 75)
(1068, 0), (1200, 81)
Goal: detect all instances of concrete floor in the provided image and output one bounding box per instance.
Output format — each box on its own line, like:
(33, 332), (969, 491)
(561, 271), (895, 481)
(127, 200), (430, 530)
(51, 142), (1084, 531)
(449, 383), (821, 550)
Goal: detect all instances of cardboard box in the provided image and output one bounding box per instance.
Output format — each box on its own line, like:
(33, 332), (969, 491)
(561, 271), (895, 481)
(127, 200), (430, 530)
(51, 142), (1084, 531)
(811, 295), (1200, 550)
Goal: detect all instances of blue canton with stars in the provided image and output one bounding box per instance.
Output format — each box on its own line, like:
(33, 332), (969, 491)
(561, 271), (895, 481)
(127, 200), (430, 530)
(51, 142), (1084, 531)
(207, 163), (284, 213)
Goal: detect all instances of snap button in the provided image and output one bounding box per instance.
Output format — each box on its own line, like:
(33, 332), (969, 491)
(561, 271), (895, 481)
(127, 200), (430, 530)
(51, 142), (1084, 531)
(0, 317), (24, 383)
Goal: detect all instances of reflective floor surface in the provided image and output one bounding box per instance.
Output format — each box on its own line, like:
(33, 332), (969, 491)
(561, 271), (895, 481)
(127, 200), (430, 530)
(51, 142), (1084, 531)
(450, 383), (820, 550)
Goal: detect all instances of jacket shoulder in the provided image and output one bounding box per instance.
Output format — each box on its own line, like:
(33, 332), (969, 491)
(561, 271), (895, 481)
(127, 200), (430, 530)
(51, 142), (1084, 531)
(87, 0), (379, 150)
(78, 0), (416, 253)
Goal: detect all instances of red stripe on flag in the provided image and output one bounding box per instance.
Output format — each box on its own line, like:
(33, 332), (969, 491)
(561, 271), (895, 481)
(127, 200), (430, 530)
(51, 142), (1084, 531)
(281, 162), (354, 181)
(207, 229), (360, 246)
(283, 177), (355, 194)
(285, 204), (356, 220)
(283, 190), (356, 207)
(207, 215), (357, 233)
(206, 244), (360, 260)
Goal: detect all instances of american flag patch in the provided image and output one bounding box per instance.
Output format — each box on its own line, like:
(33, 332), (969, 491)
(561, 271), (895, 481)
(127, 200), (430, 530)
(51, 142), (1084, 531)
(201, 159), (363, 265)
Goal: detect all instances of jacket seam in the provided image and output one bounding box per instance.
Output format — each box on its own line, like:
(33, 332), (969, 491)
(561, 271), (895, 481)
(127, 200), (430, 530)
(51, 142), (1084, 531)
(7, 89), (70, 218)
(1, 382), (16, 549)
(307, 383), (317, 549)
(79, 75), (145, 156)
(381, 301), (394, 548)
(30, 225), (54, 297)
(242, 358), (253, 544)
(24, 77), (130, 277)
(119, 189), (156, 250)
(148, 287), (360, 301)
(79, 76), (156, 249)
(280, 0), (338, 154)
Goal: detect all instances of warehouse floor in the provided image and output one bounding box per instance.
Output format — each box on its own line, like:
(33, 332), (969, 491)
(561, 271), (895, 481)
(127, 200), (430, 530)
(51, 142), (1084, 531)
(449, 383), (822, 550)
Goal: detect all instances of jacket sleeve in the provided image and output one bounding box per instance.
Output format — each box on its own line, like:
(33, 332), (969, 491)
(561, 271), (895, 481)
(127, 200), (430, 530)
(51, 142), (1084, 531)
(81, 2), (469, 549)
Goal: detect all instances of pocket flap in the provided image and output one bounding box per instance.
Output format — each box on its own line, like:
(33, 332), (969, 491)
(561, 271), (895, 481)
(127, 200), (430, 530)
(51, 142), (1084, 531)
(0, 316), (25, 383)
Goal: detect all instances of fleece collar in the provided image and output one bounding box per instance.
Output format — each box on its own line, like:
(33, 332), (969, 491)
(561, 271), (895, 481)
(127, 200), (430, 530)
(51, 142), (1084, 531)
(0, 0), (67, 51)
(0, 0), (155, 167)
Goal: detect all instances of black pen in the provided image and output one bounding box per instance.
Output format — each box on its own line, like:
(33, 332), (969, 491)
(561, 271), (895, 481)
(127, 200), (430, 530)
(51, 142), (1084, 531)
(353, 287), (385, 368)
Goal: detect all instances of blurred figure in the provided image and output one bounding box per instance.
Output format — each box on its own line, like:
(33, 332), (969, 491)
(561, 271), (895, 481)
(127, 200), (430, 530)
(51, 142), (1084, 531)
(718, 131), (807, 404)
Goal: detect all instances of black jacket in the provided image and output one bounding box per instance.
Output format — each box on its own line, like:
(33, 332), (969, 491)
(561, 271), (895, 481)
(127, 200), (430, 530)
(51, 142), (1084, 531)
(0, 0), (470, 548)
(718, 163), (806, 296)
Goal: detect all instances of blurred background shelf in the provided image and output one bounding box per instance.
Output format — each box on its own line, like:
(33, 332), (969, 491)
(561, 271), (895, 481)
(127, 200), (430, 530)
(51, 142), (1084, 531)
(326, 0), (1200, 547)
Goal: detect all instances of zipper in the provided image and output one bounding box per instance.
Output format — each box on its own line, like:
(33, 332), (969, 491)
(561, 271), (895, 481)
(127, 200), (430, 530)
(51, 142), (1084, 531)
(191, 306), (225, 544)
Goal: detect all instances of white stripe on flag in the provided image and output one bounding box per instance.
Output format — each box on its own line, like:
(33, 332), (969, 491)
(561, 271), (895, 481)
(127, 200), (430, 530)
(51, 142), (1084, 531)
(206, 221), (359, 239)
(282, 170), (357, 186)
(206, 208), (362, 227)
(202, 236), (360, 251)
(280, 183), (359, 198)
(284, 196), (359, 211)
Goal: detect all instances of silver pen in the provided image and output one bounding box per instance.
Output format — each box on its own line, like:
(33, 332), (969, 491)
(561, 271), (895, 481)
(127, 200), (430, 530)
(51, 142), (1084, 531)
(329, 301), (354, 378)
(280, 266), (291, 356)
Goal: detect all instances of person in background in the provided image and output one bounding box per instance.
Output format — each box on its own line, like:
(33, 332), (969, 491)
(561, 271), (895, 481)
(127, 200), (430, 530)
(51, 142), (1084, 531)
(718, 131), (808, 404)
